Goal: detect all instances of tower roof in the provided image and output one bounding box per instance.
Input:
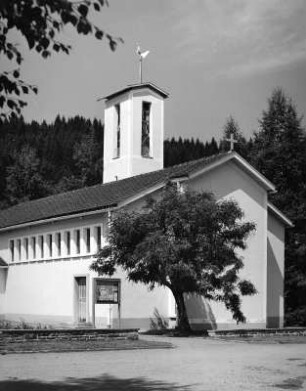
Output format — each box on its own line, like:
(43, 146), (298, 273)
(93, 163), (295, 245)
(102, 82), (169, 102)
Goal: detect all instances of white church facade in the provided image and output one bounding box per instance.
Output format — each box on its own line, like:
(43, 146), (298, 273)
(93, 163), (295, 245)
(0, 83), (292, 330)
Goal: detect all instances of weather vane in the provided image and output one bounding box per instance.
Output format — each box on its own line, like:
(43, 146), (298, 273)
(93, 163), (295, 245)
(136, 45), (150, 84)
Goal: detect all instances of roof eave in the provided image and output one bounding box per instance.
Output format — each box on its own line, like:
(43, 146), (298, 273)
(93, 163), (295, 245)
(268, 202), (294, 227)
(0, 204), (118, 233)
(102, 82), (169, 102)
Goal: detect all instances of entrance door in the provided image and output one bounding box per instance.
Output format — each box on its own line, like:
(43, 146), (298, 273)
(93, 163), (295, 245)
(76, 277), (87, 323)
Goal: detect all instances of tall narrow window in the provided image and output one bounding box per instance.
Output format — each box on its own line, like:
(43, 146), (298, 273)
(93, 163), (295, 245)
(48, 234), (53, 257)
(57, 233), (61, 257)
(85, 228), (91, 253)
(32, 237), (36, 259)
(114, 104), (121, 158)
(75, 230), (81, 254)
(24, 238), (29, 260)
(17, 239), (21, 261)
(10, 240), (14, 262)
(66, 231), (71, 255)
(141, 101), (151, 157)
(39, 235), (44, 258)
(95, 226), (102, 250)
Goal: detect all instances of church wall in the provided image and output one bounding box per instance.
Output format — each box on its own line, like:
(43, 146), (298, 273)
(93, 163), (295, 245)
(187, 161), (268, 329)
(0, 210), (170, 329)
(267, 213), (285, 328)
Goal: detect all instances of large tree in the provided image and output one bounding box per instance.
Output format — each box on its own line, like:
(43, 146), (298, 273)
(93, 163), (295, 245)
(249, 88), (306, 325)
(91, 184), (256, 331)
(0, 0), (122, 119)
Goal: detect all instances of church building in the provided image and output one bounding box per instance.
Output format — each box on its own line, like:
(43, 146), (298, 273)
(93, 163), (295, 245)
(0, 83), (292, 330)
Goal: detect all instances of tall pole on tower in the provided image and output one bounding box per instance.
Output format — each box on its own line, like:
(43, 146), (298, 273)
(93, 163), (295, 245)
(136, 45), (150, 84)
(139, 57), (143, 84)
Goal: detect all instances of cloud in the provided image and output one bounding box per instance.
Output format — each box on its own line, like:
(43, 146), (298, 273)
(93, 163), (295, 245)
(169, 0), (306, 77)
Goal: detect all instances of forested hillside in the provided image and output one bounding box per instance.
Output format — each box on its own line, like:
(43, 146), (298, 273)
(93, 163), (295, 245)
(0, 116), (220, 209)
(0, 116), (104, 209)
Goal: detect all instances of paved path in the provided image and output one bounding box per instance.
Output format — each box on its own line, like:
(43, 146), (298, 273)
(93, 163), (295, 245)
(1, 335), (306, 390)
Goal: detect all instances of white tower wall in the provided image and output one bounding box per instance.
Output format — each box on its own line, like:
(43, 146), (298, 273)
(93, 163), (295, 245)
(103, 85), (166, 183)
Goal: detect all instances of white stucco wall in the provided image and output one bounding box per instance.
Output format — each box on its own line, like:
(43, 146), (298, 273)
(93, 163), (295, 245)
(103, 88), (164, 183)
(267, 212), (285, 328)
(0, 211), (170, 329)
(187, 160), (268, 328)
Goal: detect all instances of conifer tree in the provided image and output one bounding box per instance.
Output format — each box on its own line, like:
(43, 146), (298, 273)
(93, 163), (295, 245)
(250, 88), (306, 325)
(220, 116), (248, 157)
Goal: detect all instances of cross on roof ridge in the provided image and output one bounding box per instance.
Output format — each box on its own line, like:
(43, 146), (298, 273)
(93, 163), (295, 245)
(225, 133), (238, 151)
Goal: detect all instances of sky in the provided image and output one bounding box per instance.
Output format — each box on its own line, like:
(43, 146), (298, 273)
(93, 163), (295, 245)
(7, 0), (306, 143)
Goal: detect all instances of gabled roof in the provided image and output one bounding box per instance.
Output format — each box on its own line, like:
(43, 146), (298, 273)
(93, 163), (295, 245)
(0, 152), (277, 231)
(102, 82), (169, 101)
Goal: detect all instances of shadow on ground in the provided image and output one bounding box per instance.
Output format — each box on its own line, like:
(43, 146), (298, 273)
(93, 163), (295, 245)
(0, 374), (194, 391)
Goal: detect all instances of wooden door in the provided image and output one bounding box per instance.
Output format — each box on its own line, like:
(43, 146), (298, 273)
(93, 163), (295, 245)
(76, 277), (87, 323)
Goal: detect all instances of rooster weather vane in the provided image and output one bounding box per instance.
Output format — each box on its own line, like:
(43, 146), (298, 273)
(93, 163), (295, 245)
(136, 45), (150, 84)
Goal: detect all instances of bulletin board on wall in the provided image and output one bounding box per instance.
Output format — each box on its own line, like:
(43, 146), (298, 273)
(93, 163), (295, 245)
(95, 279), (120, 304)
(92, 278), (121, 329)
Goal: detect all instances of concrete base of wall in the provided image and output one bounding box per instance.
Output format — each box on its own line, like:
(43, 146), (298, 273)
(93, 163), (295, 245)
(0, 328), (139, 342)
(2, 313), (153, 331)
(2, 313), (273, 332)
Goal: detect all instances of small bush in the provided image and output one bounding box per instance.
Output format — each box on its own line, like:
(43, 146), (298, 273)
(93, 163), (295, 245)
(150, 308), (169, 330)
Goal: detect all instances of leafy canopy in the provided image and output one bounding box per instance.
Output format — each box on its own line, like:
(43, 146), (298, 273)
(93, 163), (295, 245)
(0, 0), (122, 119)
(91, 184), (256, 330)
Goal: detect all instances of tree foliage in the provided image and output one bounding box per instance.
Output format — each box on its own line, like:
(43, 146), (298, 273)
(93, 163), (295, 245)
(249, 88), (306, 325)
(164, 136), (219, 167)
(0, 0), (122, 119)
(91, 185), (256, 331)
(0, 115), (104, 208)
(0, 115), (221, 210)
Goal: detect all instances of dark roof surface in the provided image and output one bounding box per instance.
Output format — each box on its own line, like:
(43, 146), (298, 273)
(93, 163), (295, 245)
(0, 153), (229, 230)
(103, 82), (169, 101)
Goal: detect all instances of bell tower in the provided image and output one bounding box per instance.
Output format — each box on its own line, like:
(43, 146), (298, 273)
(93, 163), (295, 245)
(103, 83), (168, 183)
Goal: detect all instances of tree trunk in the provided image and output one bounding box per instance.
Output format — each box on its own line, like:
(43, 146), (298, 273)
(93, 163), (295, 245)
(172, 289), (191, 332)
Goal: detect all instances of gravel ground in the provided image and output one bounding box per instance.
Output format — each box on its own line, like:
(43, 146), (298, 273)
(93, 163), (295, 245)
(1, 335), (306, 391)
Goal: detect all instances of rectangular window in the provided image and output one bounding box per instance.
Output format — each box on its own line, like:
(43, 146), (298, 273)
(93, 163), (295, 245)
(57, 233), (61, 257)
(141, 101), (151, 157)
(95, 226), (102, 250)
(114, 104), (121, 158)
(24, 238), (29, 260)
(10, 240), (14, 262)
(86, 228), (91, 253)
(17, 239), (21, 261)
(39, 235), (44, 258)
(66, 231), (71, 255)
(32, 237), (36, 259)
(76, 230), (81, 254)
(48, 234), (53, 257)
